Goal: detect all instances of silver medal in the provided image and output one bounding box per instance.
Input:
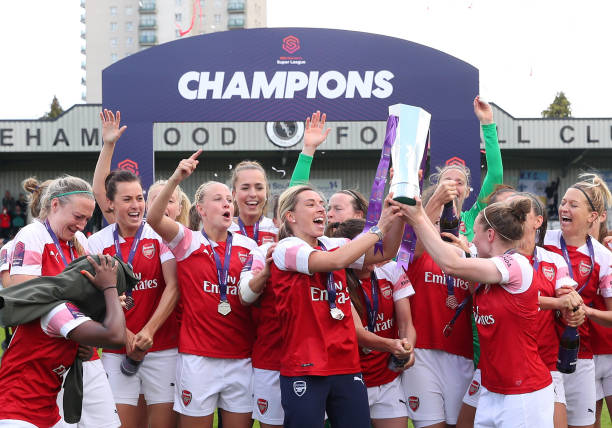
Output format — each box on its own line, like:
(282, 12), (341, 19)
(218, 300), (231, 316)
(330, 307), (344, 320)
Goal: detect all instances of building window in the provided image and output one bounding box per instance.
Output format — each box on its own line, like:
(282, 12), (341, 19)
(110, 22), (117, 32)
(214, 14), (221, 23)
(126, 21), (133, 31)
(139, 30), (156, 44)
(175, 29), (181, 38)
(175, 13), (182, 21)
(126, 6), (133, 15)
(126, 36), (133, 45)
(110, 6), (117, 15)
(110, 38), (118, 47)
(111, 53), (118, 62)
(215, 0), (221, 7)
(140, 16), (156, 27)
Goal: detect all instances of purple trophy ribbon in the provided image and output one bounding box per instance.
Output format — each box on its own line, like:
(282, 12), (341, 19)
(362, 115), (398, 255)
(396, 132), (430, 273)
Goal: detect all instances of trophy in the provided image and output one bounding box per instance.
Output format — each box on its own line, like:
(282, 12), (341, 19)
(388, 104), (431, 205)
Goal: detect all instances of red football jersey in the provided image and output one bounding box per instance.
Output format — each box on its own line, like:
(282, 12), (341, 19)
(0, 238), (14, 274)
(474, 252), (551, 394)
(0, 303), (90, 427)
(527, 246), (576, 370)
(240, 242), (281, 370)
(270, 236), (364, 376)
(357, 261), (415, 387)
(88, 223), (178, 354)
(167, 223), (257, 358)
(408, 252), (474, 359)
(544, 230), (612, 358)
(229, 216), (278, 246)
(591, 292), (612, 355)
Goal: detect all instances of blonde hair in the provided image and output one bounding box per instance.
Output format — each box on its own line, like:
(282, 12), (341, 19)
(22, 177), (52, 218)
(573, 173), (612, 241)
(429, 164), (472, 210)
(147, 180), (190, 225)
(277, 185), (325, 240)
(40, 175), (94, 257)
(230, 160), (269, 218)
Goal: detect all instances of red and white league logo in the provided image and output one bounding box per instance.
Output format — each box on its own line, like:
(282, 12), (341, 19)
(282, 35), (300, 54)
(445, 156), (466, 167)
(118, 158), (139, 176)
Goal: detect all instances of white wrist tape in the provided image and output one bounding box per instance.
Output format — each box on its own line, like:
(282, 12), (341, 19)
(239, 280), (262, 304)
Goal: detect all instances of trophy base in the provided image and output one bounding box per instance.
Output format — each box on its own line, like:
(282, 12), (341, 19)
(393, 195), (417, 206)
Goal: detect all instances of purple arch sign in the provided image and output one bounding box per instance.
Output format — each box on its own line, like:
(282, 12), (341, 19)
(103, 27), (480, 203)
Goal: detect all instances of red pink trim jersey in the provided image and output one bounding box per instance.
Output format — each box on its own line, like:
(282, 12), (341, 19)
(408, 252), (474, 359)
(0, 303), (90, 427)
(271, 236), (364, 376)
(0, 238), (14, 274)
(356, 261), (415, 387)
(229, 215), (278, 246)
(88, 223), (178, 354)
(474, 252), (552, 394)
(166, 223), (257, 358)
(544, 230), (612, 358)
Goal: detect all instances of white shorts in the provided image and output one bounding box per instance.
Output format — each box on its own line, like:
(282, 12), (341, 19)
(173, 353), (253, 417)
(252, 368), (283, 425)
(551, 371), (566, 405)
(0, 421), (38, 428)
(101, 348), (177, 405)
(56, 359), (121, 428)
(595, 354), (612, 401)
(563, 358), (596, 426)
(462, 368), (482, 408)
(367, 376), (408, 419)
(401, 348), (474, 427)
(474, 383), (554, 428)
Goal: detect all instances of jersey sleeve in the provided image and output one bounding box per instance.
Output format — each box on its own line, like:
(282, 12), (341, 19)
(598, 251), (612, 298)
(491, 253), (533, 294)
(273, 237), (316, 274)
(159, 240), (175, 264)
(377, 261), (415, 300)
(40, 302), (92, 339)
(239, 243), (270, 287)
(0, 240), (12, 273)
(87, 232), (104, 255)
(9, 227), (44, 276)
(320, 236), (365, 270)
(166, 222), (200, 262)
(550, 252), (577, 290)
(289, 153), (313, 186)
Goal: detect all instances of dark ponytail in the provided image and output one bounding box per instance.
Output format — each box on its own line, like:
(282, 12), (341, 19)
(479, 198), (531, 242)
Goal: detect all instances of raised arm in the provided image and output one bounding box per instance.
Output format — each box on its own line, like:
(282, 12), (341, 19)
(397, 199), (503, 284)
(289, 111), (330, 186)
(68, 255), (126, 348)
(93, 110), (127, 224)
(147, 150), (201, 243)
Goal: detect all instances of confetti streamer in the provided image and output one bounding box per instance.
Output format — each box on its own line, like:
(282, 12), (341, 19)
(228, 164), (233, 170)
(271, 167), (286, 177)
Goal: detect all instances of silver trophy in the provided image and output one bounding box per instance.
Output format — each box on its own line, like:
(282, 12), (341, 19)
(388, 104), (431, 205)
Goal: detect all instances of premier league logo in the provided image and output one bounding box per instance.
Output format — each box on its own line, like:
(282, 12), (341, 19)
(542, 266), (555, 282)
(181, 390), (192, 406)
(142, 243), (155, 259)
(408, 396), (420, 411)
(12, 241), (25, 267)
(257, 398), (268, 415)
(468, 380), (480, 396)
(293, 380), (307, 397)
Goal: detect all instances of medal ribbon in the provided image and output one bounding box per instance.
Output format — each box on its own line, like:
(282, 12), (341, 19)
(362, 115), (397, 255)
(202, 230), (233, 303)
(560, 235), (594, 294)
(238, 216), (260, 244)
(317, 240), (340, 312)
(113, 221), (145, 301)
(362, 272), (380, 333)
(44, 220), (75, 267)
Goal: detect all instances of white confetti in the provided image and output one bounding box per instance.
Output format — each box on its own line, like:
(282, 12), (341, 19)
(214, 173), (218, 177)
(228, 164), (233, 170)
(271, 166), (286, 178)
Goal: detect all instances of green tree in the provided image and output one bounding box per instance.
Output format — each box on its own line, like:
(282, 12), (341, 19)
(542, 92), (572, 118)
(40, 96), (64, 120)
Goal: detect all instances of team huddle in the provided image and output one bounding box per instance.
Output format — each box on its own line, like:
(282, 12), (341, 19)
(0, 98), (611, 428)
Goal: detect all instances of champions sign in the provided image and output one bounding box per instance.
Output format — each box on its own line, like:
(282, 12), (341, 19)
(103, 28), (480, 199)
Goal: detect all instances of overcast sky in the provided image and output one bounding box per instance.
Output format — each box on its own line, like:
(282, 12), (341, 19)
(1, 0), (610, 119)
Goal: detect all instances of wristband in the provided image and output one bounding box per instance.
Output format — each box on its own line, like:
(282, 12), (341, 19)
(102, 286), (118, 292)
(239, 280), (262, 304)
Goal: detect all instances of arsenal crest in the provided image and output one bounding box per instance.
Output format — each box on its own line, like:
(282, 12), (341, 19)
(293, 380), (307, 397)
(262, 236), (275, 244)
(579, 261), (592, 277)
(542, 266), (555, 282)
(142, 243), (155, 259)
(257, 398), (268, 415)
(182, 390), (192, 406)
(468, 380), (480, 396)
(408, 396), (419, 411)
(52, 365), (67, 376)
(380, 283), (393, 299)
(238, 252), (248, 264)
